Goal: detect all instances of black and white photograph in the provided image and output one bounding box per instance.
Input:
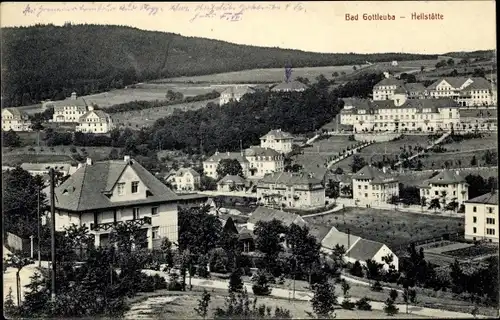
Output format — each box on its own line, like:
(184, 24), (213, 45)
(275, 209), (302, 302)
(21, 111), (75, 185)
(1, 1), (498, 318)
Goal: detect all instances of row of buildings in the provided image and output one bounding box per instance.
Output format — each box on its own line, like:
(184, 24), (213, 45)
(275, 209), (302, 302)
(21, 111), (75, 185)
(339, 76), (497, 133)
(1, 92), (114, 133)
(373, 76), (497, 106)
(218, 80), (308, 105)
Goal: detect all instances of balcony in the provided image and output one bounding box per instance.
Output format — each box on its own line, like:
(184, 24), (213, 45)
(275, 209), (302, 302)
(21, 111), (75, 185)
(90, 216), (152, 232)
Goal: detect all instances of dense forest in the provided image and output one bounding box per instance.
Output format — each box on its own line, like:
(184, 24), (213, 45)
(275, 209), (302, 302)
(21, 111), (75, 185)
(442, 50), (495, 60)
(1, 24), (437, 108)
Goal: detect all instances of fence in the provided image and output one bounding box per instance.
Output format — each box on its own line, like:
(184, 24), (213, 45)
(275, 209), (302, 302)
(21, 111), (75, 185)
(5, 232), (31, 255)
(395, 232), (463, 255)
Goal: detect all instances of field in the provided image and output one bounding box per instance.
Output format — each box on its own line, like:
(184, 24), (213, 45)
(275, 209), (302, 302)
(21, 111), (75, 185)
(1, 146), (118, 166)
(111, 99), (217, 128)
(439, 132), (497, 152)
(293, 135), (353, 178)
(338, 59), (440, 81)
(157, 64), (370, 84)
(147, 291), (425, 319)
(304, 207), (464, 252)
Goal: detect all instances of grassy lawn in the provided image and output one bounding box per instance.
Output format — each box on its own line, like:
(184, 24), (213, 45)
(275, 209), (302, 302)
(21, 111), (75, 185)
(445, 243), (498, 258)
(148, 291), (426, 319)
(293, 135), (353, 178)
(418, 150), (497, 170)
(111, 99), (217, 128)
(439, 133), (497, 152)
(2, 146), (119, 165)
(304, 207), (464, 252)
(159, 64), (368, 83)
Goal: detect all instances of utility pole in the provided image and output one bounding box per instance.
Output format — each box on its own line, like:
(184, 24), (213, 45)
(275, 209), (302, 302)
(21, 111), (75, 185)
(37, 186), (41, 267)
(50, 168), (56, 302)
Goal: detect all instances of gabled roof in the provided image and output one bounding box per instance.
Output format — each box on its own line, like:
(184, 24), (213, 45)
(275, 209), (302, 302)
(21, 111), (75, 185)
(258, 171), (323, 186)
(394, 86), (407, 94)
(427, 77), (471, 90)
(260, 129), (294, 140)
(465, 190), (498, 205)
(321, 228), (360, 251)
(464, 77), (493, 91)
(352, 166), (398, 184)
(79, 110), (112, 123)
(374, 78), (404, 88)
(218, 175), (246, 185)
(205, 151), (249, 163)
(346, 238), (385, 261)
(325, 173), (352, 184)
(248, 206), (306, 227)
(271, 80), (308, 92)
(425, 170), (466, 185)
(54, 158), (203, 212)
(2, 108), (29, 119)
(175, 168), (200, 178)
(245, 147), (281, 157)
(308, 224), (333, 243)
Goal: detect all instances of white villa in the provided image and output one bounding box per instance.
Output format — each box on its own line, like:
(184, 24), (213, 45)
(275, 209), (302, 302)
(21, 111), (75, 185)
(259, 129), (294, 154)
(427, 77), (495, 107)
(52, 92), (90, 123)
(419, 170), (469, 206)
(76, 109), (114, 134)
(464, 190), (498, 243)
(257, 172), (325, 209)
(53, 156), (207, 249)
(1, 108), (32, 132)
(165, 168), (201, 192)
(219, 86), (255, 105)
(271, 80), (308, 92)
(352, 165), (399, 205)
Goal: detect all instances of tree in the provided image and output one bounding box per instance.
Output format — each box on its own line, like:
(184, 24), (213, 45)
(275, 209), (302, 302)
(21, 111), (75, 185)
(482, 150), (497, 165)
(252, 272), (271, 296)
(334, 167), (343, 174)
(384, 296), (399, 316)
(311, 282), (337, 318)
(353, 66), (357, 71)
(160, 238), (175, 267)
(254, 219), (287, 268)
(216, 159), (244, 179)
(229, 268), (244, 293)
(5, 253), (33, 306)
(2, 130), (22, 147)
(200, 175), (217, 191)
(350, 261), (364, 277)
(364, 259), (383, 280)
(447, 58), (455, 67)
(350, 155), (367, 173)
(402, 286), (417, 314)
(428, 198), (441, 211)
(325, 180), (340, 202)
(470, 155), (477, 166)
(286, 223), (321, 283)
(340, 280), (355, 310)
(194, 289), (211, 320)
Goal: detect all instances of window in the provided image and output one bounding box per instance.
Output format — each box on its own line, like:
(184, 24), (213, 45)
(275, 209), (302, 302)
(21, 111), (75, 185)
(473, 206), (477, 213)
(131, 181), (139, 193)
(151, 207), (159, 215)
(435, 191), (439, 196)
(133, 207), (140, 219)
(152, 227), (159, 239)
(364, 185), (368, 190)
(486, 218), (495, 225)
(486, 228), (496, 235)
(473, 227), (477, 234)
(358, 185), (361, 190)
(365, 193), (368, 198)
(117, 183), (125, 195)
(473, 216), (477, 223)
(488, 207), (494, 214)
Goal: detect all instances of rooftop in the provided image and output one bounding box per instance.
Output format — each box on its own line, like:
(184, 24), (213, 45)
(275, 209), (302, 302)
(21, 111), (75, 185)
(205, 151), (249, 163)
(218, 175), (246, 185)
(465, 190), (498, 205)
(245, 146), (281, 157)
(374, 78), (404, 88)
(258, 171), (323, 186)
(352, 165), (398, 184)
(271, 80), (308, 92)
(260, 129), (294, 140)
(346, 238), (386, 262)
(423, 170), (466, 186)
(248, 206), (306, 227)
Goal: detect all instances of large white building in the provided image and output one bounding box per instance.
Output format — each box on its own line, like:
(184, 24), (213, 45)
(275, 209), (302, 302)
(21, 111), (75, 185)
(419, 170), (469, 206)
(427, 77), (495, 107)
(165, 168), (201, 192)
(340, 96), (460, 133)
(464, 191), (498, 243)
(257, 172), (325, 209)
(203, 147), (284, 180)
(52, 92), (90, 123)
(259, 129), (294, 154)
(76, 109), (114, 134)
(1, 108), (32, 132)
(219, 86), (255, 105)
(271, 80), (308, 93)
(53, 156), (207, 249)
(352, 165), (399, 205)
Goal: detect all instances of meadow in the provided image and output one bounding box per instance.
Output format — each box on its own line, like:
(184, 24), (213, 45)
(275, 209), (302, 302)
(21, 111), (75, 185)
(304, 207), (464, 253)
(111, 99), (217, 128)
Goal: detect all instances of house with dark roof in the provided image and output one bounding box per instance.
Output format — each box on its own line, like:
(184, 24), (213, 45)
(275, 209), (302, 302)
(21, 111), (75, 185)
(203, 151), (249, 179)
(427, 77), (495, 107)
(1, 108), (32, 132)
(372, 77), (405, 101)
(464, 190), (498, 242)
(319, 226), (399, 270)
(245, 146), (285, 179)
(260, 129), (294, 154)
(166, 168), (201, 192)
(404, 83), (427, 99)
(247, 206), (307, 231)
(52, 92), (91, 123)
(271, 80), (307, 93)
(257, 172), (325, 209)
(217, 175), (247, 192)
(418, 170), (469, 206)
(53, 156), (208, 249)
(352, 165), (399, 205)
(219, 86), (256, 105)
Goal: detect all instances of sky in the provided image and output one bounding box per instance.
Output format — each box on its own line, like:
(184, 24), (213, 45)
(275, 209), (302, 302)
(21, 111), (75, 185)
(1, 1), (496, 54)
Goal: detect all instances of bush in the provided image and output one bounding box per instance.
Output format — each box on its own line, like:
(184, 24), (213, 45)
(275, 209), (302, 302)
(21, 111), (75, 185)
(355, 297), (372, 311)
(341, 299), (355, 310)
(371, 281), (383, 292)
(252, 273), (271, 296)
(70, 147), (77, 153)
(167, 273), (183, 291)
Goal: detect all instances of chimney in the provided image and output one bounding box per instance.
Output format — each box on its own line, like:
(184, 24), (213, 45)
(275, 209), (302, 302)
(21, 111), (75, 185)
(86, 157), (93, 166)
(71, 92), (77, 100)
(124, 155), (131, 163)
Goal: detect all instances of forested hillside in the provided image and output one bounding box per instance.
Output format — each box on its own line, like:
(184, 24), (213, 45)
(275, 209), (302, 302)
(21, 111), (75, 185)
(442, 50), (495, 60)
(2, 24), (437, 108)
